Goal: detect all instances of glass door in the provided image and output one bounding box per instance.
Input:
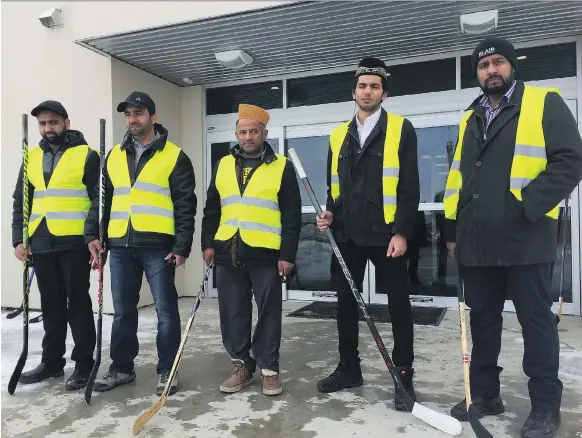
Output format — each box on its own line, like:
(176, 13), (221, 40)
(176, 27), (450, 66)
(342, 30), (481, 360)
(368, 112), (462, 308)
(204, 127), (285, 299)
(284, 123), (371, 303)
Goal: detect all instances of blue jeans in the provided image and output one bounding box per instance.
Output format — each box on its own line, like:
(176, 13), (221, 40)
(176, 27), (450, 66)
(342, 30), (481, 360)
(108, 247), (180, 374)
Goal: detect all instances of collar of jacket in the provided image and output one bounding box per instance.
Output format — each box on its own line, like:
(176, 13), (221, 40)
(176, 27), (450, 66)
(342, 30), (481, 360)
(230, 141), (278, 164)
(347, 107), (388, 138)
(39, 129), (87, 152)
(120, 123), (169, 152)
(466, 79), (524, 117)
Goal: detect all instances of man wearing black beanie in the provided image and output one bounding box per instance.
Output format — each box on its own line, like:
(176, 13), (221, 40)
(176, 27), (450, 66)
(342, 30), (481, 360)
(444, 36), (582, 438)
(316, 56), (420, 412)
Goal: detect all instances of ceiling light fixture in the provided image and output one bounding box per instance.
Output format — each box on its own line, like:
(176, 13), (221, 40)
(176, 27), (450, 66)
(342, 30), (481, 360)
(215, 49), (253, 70)
(459, 9), (498, 34)
(517, 55), (527, 60)
(182, 77), (194, 84)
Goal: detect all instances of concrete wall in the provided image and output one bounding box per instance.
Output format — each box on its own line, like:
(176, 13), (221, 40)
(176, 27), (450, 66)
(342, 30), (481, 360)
(1, 1), (286, 312)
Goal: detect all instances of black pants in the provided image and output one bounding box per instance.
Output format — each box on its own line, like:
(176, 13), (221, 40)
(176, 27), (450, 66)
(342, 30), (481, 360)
(461, 263), (562, 413)
(33, 248), (96, 372)
(215, 263), (282, 374)
(333, 239), (414, 367)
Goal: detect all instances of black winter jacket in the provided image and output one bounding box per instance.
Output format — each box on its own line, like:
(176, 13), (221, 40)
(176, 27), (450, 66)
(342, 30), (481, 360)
(445, 80), (582, 266)
(86, 124), (197, 257)
(12, 130), (99, 254)
(325, 109), (420, 246)
(201, 142), (302, 266)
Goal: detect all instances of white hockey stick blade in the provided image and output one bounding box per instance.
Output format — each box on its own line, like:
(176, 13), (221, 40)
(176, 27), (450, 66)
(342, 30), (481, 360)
(411, 402), (463, 436)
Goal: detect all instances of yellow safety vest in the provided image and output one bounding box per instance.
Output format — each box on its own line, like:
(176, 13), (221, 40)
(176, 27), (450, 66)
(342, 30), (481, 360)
(214, 154), (286, 250)
(329, 113), (405, 224)
(444, 85), (561, 221)
(107, 141), (181, 238)
(28, 145), (92, 237)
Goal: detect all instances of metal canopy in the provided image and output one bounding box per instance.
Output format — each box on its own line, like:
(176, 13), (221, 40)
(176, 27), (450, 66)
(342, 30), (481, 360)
(76, 1), (582, 87)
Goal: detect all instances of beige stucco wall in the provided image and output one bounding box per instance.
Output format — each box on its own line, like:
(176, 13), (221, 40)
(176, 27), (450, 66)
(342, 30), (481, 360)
(1, 1), (285, 313)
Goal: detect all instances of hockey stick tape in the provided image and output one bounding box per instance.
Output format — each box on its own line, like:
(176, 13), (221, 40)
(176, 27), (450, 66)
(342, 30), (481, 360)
(288, 148), (306, 179)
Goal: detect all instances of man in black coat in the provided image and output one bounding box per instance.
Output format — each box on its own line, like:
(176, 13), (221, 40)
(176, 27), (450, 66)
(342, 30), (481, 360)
(315, 57), (420, 411)
(12, 100), (97, 390)
(90, 92), (197, 396)
(444, 36), (582, 438)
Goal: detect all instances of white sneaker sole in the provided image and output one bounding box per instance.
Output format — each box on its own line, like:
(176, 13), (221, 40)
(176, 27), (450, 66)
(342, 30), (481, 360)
(219, 377), (253, 393)
(263, 386), (283, 396)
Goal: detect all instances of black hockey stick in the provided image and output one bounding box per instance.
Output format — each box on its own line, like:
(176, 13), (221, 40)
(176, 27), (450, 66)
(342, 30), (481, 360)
(287, 148), (462, 436)
(6, 269), (36, 319)
(133, 263), (212, 435)
(456, 267), (493, 438)
(555, 196), (569, 324)
(85, 118), (107, 404)
(9, 114), (31, 395)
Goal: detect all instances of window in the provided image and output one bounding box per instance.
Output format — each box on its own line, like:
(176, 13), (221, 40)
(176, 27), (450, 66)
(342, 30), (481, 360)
(285, 135), (329, 207)
(461, 42), (577, 89)
(287, 72), (354, 107)
(206, 81), (283, 115)
(388, 58), (456, 97)
(415, 125), (459, 204)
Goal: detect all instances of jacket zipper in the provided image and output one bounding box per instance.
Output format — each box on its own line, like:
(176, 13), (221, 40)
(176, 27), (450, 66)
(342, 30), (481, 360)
(235, 158), (263, 266)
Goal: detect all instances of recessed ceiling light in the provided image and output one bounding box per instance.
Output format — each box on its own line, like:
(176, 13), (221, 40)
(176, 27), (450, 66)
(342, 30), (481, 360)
(517, 55), (527, 60)
(182, 77), (194, 84)
(271, 86), (280, 90)
(386, 72), (392, 76)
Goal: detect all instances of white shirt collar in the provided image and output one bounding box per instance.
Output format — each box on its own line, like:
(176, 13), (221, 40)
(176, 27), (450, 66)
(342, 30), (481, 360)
(355, 106), (382, 128)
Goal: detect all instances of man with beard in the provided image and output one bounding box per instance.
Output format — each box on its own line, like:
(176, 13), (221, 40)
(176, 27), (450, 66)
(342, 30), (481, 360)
(91, 91), (197, 396)
(444, 36), (582, 438)
(12, 100), (98, 389)
(315, 57), (420, 412)
(201, 104), (301, 396)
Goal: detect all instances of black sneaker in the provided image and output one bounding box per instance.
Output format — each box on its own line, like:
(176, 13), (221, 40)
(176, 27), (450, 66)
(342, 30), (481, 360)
(394, 367), (417, 411)
(65, 369), (91, 390)
(19, 363), (64, 384)
(316, 358), (363, 393)
(521, 409), (560, 438)
(451, 396), (505, 421)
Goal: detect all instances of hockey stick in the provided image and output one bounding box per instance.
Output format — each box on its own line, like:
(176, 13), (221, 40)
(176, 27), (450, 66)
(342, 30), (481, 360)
(9, 114), (32, 395)
(133, 263), (212, 435)
(6, 269), (36, 319)
(555, 196), (569, 324)
(85, 118), (107, 404)
(456, 268), (493, 438)
(287, 148), (462, 436)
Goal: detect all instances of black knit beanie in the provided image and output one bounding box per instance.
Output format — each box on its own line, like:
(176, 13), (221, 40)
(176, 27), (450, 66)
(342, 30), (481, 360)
(471, 36), (517, 76)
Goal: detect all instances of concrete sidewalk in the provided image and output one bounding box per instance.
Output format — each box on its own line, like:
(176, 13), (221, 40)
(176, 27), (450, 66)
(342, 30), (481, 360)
(2, 298), (581, 438)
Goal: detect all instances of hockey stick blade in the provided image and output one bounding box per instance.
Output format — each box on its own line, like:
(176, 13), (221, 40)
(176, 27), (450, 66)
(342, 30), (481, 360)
(6, 306), (23, 319)
(468, 404), (493, 438)
(287, 148), (462, 436)
(133, 264), (212, 435)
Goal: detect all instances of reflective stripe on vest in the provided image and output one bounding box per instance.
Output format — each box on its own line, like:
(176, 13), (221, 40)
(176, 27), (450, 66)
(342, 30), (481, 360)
(106, 141), (181, 238)
(329, 113), (404, 224)
(214, 153), (286, 250)
(27, 145), (92, 236)
(444, 85), (561, 221)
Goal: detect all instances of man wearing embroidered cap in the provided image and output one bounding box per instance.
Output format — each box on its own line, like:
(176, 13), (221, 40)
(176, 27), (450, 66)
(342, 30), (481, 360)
(316, 57), (421, 411)
(90, 91), (197, 396)
(12, 100), (98, 390)
(444, 36), (582, 437)
(201, 103), (301, 396)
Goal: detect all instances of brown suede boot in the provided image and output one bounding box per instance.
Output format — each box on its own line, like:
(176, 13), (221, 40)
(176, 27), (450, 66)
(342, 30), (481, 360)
(219, 360), (253, 393)
(261, 370), (282, 396)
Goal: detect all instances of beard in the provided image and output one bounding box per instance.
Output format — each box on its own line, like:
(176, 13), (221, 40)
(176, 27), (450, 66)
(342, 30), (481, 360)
(42, 130), (67, 145)
(480, 71), (514, 96)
